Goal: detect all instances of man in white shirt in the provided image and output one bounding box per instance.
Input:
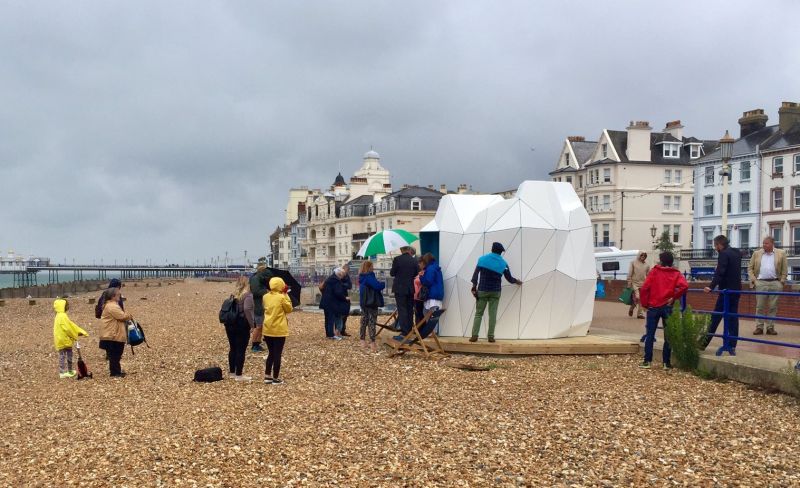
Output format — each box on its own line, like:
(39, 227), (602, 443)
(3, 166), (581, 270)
(747, 236), (788, 335)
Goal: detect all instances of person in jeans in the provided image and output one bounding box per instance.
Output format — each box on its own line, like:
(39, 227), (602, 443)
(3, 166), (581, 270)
(627, 252), (650, 319)
(99, 287), (133, 377)
(469, 242), (521, 343)
(638, 252), (688, 369)
(226, 276), (255, 381)
(249, 265), (273, 352)
(747, 236), (787, 335)
(358, 261), (385, 352)
(263, 277), (293, 384)
(702, 235), (743, 352)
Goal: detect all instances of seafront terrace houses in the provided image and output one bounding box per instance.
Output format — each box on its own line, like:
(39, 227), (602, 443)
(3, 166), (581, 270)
(549, 120), (716, 255)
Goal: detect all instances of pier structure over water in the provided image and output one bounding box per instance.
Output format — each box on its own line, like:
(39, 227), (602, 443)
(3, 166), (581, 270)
(9, 265), (251, 287)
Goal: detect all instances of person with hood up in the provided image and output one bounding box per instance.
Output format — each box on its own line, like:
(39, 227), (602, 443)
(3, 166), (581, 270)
(263, 277), (293, 384)
(95, 278), (124, 319)
(53, 298), (88, 378)
(319, 268), (350, 340)
(358, 260), (385, 352)
(638, 251), (689, 369)
(249, 265), (273, 352)
(415, 252), (445, 340)
(470, 242), (521, 342)
(99, 287), (134, 377)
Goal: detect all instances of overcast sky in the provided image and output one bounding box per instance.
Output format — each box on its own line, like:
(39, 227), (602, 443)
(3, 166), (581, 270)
(1, 1), (799, 264)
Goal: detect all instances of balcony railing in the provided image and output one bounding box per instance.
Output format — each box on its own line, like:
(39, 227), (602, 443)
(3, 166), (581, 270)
(680, 247), (763, 260)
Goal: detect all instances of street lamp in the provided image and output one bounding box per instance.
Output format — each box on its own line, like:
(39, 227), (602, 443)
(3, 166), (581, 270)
(650, 224), (657, 244)
(719, 130), (735, 237)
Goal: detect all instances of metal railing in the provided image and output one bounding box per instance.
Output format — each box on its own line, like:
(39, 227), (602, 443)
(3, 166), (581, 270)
(680, 288), (800, 370)
(679, 246), (800, 260)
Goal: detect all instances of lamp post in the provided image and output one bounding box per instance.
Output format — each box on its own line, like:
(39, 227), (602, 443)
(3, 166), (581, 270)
(650, 224), (657, 245)
(719, 130), (735, 237)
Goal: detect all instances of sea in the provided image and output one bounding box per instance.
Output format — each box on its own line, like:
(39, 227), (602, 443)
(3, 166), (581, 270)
(0, 271), (123, 290)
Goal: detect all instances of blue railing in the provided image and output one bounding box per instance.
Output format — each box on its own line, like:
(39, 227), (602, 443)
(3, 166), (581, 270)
(681, 288), (800, 370)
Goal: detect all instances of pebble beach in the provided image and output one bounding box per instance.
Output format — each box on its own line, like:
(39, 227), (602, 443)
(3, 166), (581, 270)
(1, 279), (798, 486)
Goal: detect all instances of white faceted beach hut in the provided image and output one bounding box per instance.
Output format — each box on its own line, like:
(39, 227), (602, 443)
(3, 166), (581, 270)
(420, 181), (596, 339)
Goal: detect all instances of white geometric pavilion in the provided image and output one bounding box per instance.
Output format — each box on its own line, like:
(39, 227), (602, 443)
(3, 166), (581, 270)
(420, 181), (595, 339)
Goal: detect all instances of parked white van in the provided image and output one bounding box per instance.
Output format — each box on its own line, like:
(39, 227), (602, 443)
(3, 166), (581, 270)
(594, 247), (640, 280)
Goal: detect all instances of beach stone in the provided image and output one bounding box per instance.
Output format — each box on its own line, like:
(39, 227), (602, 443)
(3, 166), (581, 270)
(28, 299), (36, 306)
(87, 298), (96, 304)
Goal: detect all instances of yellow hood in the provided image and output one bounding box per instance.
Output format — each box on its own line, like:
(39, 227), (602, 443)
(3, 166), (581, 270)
(269, 277), (286, 293)
(53, 298), (67, 314)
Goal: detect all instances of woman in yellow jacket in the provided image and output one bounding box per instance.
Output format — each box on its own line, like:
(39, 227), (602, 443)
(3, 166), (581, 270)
(53, 298), (88, 378)
(263, 277), (293, 384)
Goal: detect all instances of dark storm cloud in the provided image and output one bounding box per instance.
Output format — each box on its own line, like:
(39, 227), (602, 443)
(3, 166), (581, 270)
(1, 1), (799, 263)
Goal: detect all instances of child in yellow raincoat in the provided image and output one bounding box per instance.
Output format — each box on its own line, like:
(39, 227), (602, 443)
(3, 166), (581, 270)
(53, 298), (88, 378)
(262, 277), (293, 384)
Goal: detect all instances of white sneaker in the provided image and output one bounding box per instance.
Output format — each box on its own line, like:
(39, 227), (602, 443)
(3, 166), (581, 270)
(234, 375), (252, 382)
(228, 373), (236, 379)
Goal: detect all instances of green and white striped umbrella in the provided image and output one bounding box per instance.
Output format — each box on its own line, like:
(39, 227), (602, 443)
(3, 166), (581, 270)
(356, 229), (419, 257)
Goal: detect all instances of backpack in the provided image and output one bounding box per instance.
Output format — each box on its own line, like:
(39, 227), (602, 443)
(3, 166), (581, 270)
(219, 295), (240, 326)
(193, 366), (223, 383)
(126, 320), (149, 354)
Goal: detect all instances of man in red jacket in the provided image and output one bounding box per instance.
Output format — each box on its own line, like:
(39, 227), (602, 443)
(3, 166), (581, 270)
(638, 252), (689, 369)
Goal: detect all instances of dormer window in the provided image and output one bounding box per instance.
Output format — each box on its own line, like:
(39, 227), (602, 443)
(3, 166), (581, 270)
(410, 198), (422, 211)
(663, 143), (680, 158)
(689, 145), (701, 159)
(564, 153), (570, 165)
(389, 198), (396, 211)
(601, 143), (608, 158)
(368, 205), (374, 216)
(381, 200), (388, 212)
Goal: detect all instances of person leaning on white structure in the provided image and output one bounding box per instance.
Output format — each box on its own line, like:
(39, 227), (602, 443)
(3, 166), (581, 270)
(626, 252), (650, 319)
(747, 236), (787, 335)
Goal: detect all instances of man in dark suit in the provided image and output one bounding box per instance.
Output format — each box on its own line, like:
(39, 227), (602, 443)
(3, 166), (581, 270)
(390, 246), (419, 337)
(702, 235), (742, 352)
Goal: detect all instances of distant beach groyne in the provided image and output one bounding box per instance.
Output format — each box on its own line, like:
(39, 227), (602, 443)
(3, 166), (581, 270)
(0, 278), (184, 299)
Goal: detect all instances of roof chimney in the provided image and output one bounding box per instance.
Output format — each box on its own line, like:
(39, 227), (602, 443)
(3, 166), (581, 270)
(439, 184), (447, 193)
(427, 184), (434, 189)
(738, 109), (768, 138)
(626, 120), (652, 162)
(567, 136), (585, 142)
(778, 101), (800, 133)
(457, 183), (468, 194)
(663, 120), (684, 141)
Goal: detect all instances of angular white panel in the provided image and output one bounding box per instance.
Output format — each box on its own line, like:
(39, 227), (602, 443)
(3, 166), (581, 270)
(430, 181), (594, 339)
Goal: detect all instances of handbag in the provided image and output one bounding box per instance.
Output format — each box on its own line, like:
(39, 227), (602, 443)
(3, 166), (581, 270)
(618, 287), (633, 305)
(418, 285), (430, 302)
(363, 286), (380, 308)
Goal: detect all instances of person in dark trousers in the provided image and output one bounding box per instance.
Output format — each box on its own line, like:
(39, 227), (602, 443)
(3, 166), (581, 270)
(390, 246), (419, 336)
(339, 264), (353, 337)
(227, 276), (255, 381)
(702, 235), (743, 352)
(249, 265), (273, 352)
(263, 277), (293, 384)
(470, 242), (521, 342)
(319, 268), (350, 340)
(638, 252), (688, 369)
(99, 287), (133, 377)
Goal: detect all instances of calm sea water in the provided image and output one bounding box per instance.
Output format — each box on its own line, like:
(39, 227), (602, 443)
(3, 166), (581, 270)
(0, 271), (123, 290)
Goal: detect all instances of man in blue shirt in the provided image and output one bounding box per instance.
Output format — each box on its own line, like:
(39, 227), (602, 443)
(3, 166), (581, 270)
(470, 242), (521, 342)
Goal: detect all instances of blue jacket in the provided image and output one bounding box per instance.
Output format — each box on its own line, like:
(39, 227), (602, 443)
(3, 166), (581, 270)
(358, 272), (386, 308)
(319, 275), (350, 316)
(420, 260), (444, 300)
(471, 252), (520, 292)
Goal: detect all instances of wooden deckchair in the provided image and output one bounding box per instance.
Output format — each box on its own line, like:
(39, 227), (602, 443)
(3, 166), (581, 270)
(374, 309), (399, 338)
(388, 308), (448, 359)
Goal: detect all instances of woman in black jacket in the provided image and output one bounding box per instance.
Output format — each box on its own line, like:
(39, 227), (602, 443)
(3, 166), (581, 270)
(319, 268), (350, 340)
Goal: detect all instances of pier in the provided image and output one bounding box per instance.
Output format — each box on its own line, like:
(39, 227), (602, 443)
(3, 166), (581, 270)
(10, 264), (251, 287)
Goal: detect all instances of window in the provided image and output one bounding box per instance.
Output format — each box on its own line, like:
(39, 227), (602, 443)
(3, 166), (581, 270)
(664, 169), (672, 183)
(705, 166), (714, 185)
(663, 143), (679, 158)
(726, 193), (732, 214)
(674, 170), (682, 184)
(691, 196), (694, 211)
(771, 226), (783, 247)
(773, 188), (784, 209)
(796, 154), (800, 174)
(793, 226), (800, 249)
(774, 157), (784, 176)
(690, 145), (701, 159)
(602, 194), (611, 211)
(673, 196), (681, 211)
(410, 198), (422, 211)
(663, 224), (670, 238)
(740, 161), (751, 181)
(602, 224), (610, 246)
(593, 224), (598, 246)
(338, 225), (342, 234)
(739, 192), (750, 213)
(368, 205), (374, 216)
(578, 175), (583, 188)
(703, 229), (714, 249)
(564, 153), (570, 165)
(739, 228), (750, 249)
(389, 198), (396, 211)
(588, 195), (598, 211)
(566, 176), (572, 184)
(601, 143), (608, 158)
(663, 196), (672, 210)
(603, 168), (611, 183)
(345, 224), (348, 234)
(380, 220), (385, 230)
(672, 225), (681, 243)
(795, 187), (800, 209)
(703, 195), (714, 216)
(601, 261), (619, 272)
